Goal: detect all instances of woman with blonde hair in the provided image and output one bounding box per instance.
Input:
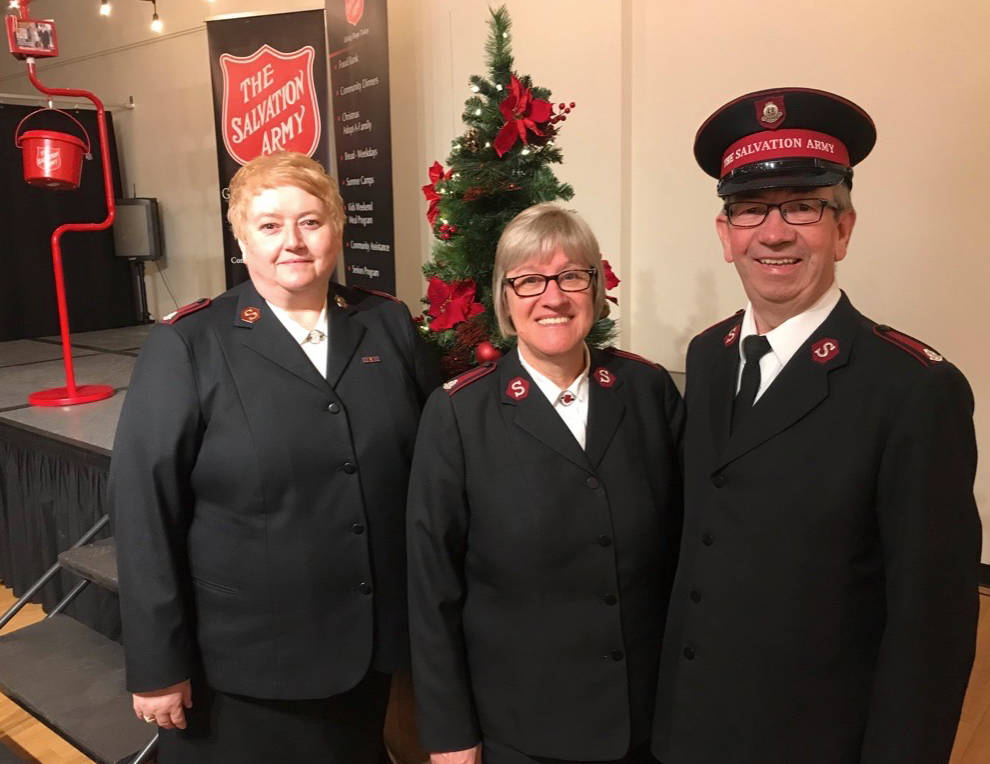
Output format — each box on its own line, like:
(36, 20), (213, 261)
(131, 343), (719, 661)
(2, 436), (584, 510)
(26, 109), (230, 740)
(111, 151), (439, 761)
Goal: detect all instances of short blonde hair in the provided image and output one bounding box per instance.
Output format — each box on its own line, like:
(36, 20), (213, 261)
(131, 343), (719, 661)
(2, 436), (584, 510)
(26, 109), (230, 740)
(227, 151), (344, 240)
(492, 203), (605, 339)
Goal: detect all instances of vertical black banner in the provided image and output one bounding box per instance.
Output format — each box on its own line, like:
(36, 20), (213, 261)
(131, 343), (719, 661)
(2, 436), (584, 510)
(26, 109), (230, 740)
(207, 10), (329, 288)
(325, 0), (396, 294)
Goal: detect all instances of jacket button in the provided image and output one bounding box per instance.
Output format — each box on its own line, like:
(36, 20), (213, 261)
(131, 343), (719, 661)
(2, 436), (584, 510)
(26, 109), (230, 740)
(701, 532), (714, 546)
(603, 593), (617, 606)
(342, 461), (357, 474)
(327, 402), (341, 414)
(585, 476), (600, 489)
(597, 534), (612, 547)
(690, 589), (702, 603)
(351, 523), (365, 535)
(610, 649), (624, 662)
(358, 582), (373, 595)
(683, 645), (696, 660)
(711, 474), (726, 488)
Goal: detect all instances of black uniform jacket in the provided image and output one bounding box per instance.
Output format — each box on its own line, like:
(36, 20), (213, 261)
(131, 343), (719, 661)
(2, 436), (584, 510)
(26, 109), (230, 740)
(653, 293), (980, 764)
(110, 280), (440, 699)
(408, 347), (685, 760)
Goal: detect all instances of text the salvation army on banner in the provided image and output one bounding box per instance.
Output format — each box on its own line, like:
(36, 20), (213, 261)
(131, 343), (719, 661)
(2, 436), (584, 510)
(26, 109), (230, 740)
(207, 10), (330, 288)
(326, 0), (396, 295)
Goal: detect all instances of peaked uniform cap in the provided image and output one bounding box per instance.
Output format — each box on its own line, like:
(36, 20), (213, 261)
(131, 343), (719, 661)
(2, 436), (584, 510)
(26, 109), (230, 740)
(694, 87), (876, 197)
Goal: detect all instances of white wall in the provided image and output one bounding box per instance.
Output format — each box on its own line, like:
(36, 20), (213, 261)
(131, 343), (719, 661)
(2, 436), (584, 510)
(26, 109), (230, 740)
(4, 0), (988, 559)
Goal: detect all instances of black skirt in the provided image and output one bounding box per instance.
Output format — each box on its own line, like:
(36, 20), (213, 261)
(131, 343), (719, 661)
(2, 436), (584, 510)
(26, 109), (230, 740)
(156, 671), (391, 763)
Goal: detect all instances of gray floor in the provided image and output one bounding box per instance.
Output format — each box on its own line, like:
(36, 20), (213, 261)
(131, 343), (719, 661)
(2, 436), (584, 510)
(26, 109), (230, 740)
(0, 325), (149, 453)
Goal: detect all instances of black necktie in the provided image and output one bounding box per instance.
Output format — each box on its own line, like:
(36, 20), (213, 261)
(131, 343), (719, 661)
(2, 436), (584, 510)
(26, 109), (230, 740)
(732, 334), (772, 432)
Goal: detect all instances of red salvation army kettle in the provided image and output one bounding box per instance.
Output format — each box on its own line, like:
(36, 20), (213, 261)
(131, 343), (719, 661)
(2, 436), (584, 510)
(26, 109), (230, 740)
(14, 107), (91, 190)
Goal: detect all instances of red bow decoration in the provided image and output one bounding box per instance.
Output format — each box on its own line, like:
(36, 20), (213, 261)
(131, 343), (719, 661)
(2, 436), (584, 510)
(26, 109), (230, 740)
(427, 277), (485, 331)
(493, 75), (553, 157)
(422, 161), (452, 226)
(602, 258), (621, 304)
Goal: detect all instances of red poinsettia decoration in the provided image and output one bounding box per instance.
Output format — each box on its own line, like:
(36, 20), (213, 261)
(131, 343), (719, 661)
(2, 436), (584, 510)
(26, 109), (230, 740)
(422, 161), (452, 226)
(602, 259), (621, 290)
(602, 259), (621, 304)
(493, 74), (553, 157)
(427, 277), (485, 331)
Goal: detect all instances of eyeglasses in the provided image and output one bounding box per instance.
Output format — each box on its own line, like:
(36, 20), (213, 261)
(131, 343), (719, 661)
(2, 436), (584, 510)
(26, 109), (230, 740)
(504, 268), (597, 297)
(724, 198), (839, 228)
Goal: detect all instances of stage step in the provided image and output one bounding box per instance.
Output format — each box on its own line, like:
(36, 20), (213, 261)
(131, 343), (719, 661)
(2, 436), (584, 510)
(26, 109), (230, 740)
(0, 614), (154, 764)
(58, 537), (118, 592)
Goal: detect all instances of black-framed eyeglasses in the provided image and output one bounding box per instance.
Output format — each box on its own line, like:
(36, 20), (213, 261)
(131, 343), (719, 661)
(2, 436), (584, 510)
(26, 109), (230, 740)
(504, 268), (597, 297)
(724, 198), (839, 228)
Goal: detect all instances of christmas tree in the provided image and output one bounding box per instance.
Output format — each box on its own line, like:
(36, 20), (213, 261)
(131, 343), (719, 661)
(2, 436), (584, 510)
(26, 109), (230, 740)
(419, 5), (617, 376)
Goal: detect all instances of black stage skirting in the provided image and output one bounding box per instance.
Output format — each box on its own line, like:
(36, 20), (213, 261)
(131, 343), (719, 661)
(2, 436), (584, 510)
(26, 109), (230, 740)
(0, 325), (151, 639)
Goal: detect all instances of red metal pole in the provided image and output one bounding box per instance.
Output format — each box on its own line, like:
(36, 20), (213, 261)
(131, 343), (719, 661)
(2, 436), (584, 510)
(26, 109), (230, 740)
(24, 57), (118, 406)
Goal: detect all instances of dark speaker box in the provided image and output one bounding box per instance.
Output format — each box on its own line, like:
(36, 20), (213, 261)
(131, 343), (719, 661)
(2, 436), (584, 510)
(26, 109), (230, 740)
(112, 197), (164, 261)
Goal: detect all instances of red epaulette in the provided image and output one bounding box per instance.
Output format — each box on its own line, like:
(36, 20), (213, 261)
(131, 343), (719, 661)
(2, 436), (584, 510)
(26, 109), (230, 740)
(354, 285), (402, 303)
(605, 347), (661, 369)
(873, 324), (945, 367)
(441, 362), (497, 396)
(701, 309), (744, 335)
(161, 298), (210, 324)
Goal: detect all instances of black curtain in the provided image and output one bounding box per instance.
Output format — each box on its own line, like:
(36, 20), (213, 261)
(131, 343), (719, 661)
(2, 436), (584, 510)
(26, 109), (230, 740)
(0, 423), (120, 639)
(0, 103), (135, 341)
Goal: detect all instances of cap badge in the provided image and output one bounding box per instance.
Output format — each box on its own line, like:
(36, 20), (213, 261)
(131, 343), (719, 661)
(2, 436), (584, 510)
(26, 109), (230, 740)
(756, 97), (786, 129)
(506, 377), (530, 400)
(923, 347), (944, 363)
(240, 306), (261, 324)
(724, 325), (740, 347)
(811, 338), (840, 364)
(594, 367), (615, 388)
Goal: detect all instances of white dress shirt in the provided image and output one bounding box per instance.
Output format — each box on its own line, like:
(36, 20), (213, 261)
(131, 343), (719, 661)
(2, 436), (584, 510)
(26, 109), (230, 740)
(267, 299), (329, 379)
(518, 346), (592, 450)
(737, 282), (841, 402)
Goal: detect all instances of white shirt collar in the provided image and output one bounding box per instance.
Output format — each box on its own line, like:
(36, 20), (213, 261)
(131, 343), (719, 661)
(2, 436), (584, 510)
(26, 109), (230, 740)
(518, 345), (591, 406)
(266, 299), (329, 345)
(739, 282), (841, 368)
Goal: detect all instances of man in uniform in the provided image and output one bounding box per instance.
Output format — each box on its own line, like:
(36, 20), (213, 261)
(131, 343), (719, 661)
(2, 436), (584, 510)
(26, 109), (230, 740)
(652, 87), (981, 764)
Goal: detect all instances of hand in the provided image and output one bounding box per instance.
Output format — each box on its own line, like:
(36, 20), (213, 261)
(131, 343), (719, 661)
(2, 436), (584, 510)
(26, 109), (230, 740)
(430, 745), (482, 764)
(132, 679), (192, 730)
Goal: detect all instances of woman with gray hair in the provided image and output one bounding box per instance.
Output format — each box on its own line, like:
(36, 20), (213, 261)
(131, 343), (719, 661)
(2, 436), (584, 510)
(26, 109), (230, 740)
(407, 203), (684, 764)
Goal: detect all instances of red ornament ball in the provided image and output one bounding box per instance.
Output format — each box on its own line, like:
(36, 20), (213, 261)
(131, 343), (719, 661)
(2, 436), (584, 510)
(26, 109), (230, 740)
(475, 341), (502, 363)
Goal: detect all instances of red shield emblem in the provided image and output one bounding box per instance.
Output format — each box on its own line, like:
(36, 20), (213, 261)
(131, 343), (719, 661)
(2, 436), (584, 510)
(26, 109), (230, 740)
(219, 44), (321, 165)
(36, 145), (61, 172)
(755, 96), (786, 129)
(345, 0), (365, 26)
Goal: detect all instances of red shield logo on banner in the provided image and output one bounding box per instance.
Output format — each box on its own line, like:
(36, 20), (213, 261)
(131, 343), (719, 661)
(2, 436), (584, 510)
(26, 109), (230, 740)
(36, 145), (61, 172)
(345, 0), (365, 26)
(219, 44), (321, 166)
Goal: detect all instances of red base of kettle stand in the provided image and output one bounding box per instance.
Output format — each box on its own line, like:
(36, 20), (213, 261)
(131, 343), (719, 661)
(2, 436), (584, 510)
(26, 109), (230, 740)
(28, 384), (115, 406)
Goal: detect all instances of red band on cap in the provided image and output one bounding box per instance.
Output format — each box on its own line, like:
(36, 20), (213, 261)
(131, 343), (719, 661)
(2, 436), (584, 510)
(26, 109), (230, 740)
(721, 129), (850, 178)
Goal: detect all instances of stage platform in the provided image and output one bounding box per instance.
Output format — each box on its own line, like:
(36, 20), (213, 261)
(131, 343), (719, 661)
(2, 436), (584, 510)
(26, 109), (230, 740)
(0, 324), (152, 639)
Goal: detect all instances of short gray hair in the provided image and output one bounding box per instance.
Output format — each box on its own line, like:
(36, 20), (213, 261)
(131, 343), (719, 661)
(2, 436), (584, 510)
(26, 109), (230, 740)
(492, 204), (605, 339)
